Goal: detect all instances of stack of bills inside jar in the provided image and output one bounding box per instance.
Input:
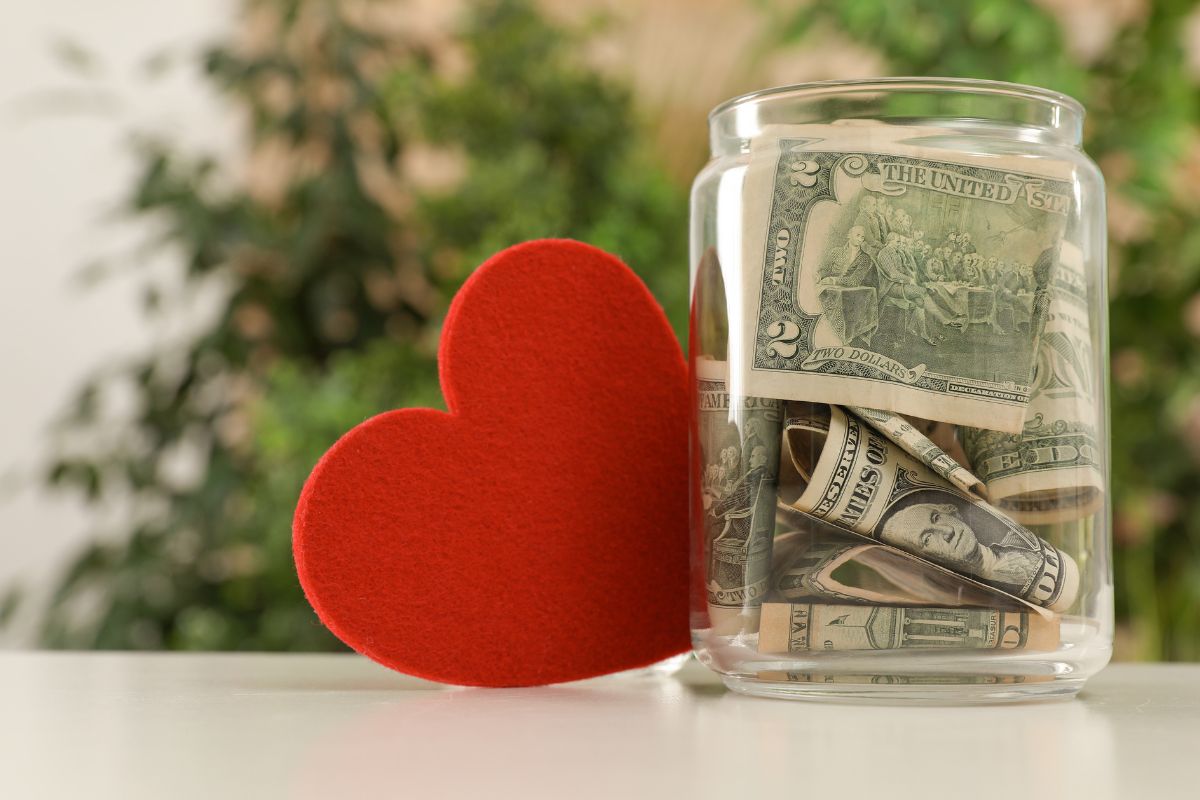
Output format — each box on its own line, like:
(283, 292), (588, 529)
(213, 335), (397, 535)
(695, 123), (1101, 651)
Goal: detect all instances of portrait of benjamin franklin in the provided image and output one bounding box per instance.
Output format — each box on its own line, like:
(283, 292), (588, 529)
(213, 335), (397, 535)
(877, 490), (1042, 592)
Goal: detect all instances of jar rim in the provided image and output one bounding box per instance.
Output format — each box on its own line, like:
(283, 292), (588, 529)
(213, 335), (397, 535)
(709, 77), (1084, 123)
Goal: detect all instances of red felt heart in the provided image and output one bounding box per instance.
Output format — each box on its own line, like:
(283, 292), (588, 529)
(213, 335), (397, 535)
(293, 240), (690, 687)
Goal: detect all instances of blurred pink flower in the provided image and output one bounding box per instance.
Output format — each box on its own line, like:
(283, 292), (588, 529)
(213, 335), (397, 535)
(1169, 132), (1200, 210)
(1034, 0), (1147, 63)
(1183, 4), (1200, 80)
(1146, 490), (1182, 527)
(1107, 188), (1153, 244)
(1113, 507), (1149, 547)
(1179, 394), (1200, 462)
(1113, 490), (1177, 548)
(1112, 347), (1147, 388)
(1183, 293), (1200, 337)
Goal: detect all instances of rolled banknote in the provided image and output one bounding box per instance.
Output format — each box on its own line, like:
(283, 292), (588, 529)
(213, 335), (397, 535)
(738, 124), (1074, 432)
(696, 358), (784, 634)
(778, 401), (830, 485)
(758, 602), (1060, 653)
(770, 530), (1021, 609)
(782, 404), (1079, 611)
(903, 415), (971, 471)
(961, 243), (1104, 524)
(775, 402), (829, 509)
(850, 405), (986, 499)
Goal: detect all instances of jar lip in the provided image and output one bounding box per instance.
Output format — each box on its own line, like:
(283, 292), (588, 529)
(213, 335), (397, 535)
(709, 77), (1085, 122)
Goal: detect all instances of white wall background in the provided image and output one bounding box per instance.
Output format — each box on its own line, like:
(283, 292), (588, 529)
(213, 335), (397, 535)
(0, 0), (234, 646)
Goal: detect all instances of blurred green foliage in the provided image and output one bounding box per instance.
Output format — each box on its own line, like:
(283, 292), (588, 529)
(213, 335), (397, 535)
(33, 0), (1200, 659)
(38, 0), (684, 650)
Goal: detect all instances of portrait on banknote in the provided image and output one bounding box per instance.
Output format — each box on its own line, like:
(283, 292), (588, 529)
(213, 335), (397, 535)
(875, 488), (1050, 600)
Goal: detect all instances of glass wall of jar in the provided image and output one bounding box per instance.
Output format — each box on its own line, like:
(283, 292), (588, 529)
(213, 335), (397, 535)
(689, 78), (1111, 702)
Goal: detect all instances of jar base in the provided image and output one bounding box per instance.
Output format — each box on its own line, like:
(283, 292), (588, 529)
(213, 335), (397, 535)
(721, 673), (1086, 704)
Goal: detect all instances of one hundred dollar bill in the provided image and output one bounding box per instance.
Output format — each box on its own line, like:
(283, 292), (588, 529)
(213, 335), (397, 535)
(782, 405), (1079, 611)
(961, 243), (1104, 523)
(696, 358), (783, 634)
(740, 124), (1074, 432)
(770, 530), (1019, 608)
(758, 602), (1060, 653)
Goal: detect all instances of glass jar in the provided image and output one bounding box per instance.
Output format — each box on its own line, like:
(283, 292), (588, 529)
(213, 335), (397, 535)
(689, 78), (1111, 702)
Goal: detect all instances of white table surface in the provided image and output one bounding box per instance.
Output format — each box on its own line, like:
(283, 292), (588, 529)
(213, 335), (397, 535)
(1, 653), (1196, 799)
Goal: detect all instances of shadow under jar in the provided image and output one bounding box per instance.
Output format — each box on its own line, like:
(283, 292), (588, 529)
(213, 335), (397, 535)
(689, 78), (1111, 702)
